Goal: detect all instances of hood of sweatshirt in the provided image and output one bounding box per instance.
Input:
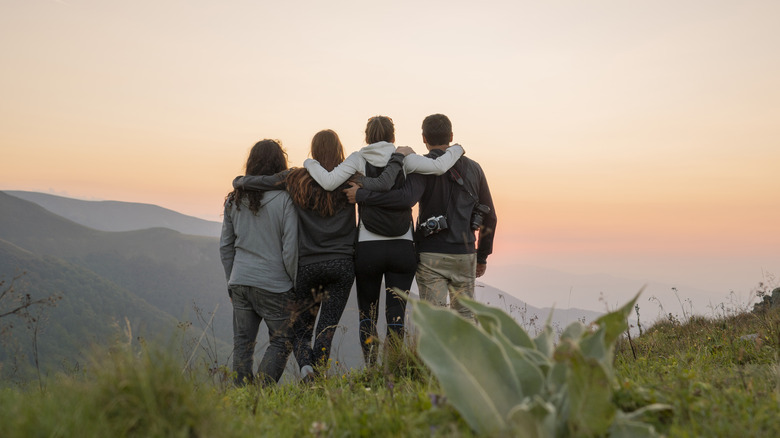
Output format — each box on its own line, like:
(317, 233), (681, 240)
(259, 190), (284, 207)
(235, 189), (284, 210)
(358, 141), (395, 167)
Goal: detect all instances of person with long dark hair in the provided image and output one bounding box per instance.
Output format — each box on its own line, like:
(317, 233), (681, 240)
(304, 116), (463, 365)
(219, 139), (298, 386)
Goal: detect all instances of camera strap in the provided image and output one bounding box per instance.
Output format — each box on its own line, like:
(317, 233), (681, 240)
(448, 167), (481, 205)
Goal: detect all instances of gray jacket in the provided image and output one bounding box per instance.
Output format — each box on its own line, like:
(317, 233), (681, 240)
(220, 190), (298, 293)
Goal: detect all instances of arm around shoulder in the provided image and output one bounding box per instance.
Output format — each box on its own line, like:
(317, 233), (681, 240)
(403, 144), (464, 175)
(358, 152), (404, 192)
(233, 169), (290, 191)
(305, 153), (364, 191)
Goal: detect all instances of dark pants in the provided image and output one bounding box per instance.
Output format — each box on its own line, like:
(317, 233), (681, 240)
(292, 258), (355, 371)
(354, 239), (416, 365)
(231, 285), (294, 386)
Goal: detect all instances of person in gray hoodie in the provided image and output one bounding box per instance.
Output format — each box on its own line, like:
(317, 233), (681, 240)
(220, 139), (298, 386)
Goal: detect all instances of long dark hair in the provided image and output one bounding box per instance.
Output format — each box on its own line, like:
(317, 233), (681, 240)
(226, 139), (288, 214)
(286, 130), (348, 217)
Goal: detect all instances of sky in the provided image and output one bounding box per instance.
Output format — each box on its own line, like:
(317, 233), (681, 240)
(2, 0), (779, 313)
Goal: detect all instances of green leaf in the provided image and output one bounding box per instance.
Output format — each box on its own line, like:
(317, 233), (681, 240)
(490, 331), (547, 398)
(460, 297), (536, 349)
(411, 298), (525, 435)
(507, 397), (557, 438)
(609, 407), (669, 438)
(534, 324), (555, 358)
(593, 289), (642, 348)
(556, 340), (615, 437)
(560, 321), (586, 343)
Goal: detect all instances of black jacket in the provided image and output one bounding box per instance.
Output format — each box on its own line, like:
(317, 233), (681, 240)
(355, 148), (497, 264)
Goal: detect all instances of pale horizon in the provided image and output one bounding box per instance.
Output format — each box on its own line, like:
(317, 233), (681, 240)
(2, 0), (779, 314)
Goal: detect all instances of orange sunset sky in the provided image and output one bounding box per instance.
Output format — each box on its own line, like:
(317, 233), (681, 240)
(2, 0), (779, 312)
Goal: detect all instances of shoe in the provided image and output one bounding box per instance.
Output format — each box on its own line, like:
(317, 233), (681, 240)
(301, 365), (316, 384)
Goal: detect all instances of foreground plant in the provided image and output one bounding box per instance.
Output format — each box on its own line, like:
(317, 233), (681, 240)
(411, 291), (670, 437)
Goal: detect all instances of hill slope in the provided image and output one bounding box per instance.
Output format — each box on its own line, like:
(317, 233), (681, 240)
(0, 238), (180, 379)
(5, 190), (221, 237)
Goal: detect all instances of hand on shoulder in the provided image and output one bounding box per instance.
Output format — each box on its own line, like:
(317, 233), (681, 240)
(395, 146), (415, 156)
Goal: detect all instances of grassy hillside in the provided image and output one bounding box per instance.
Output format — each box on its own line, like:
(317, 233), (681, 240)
(613, 307), (780, 436)
(0, 239), (181, 380)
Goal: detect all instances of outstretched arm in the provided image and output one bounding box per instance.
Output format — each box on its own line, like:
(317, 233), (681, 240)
(345, 173), (426, 209)
(403, 144), (464, 175)
(304, 151), (364, 191)
(232, 169), (290, 191)
(352, 152), (405, 192)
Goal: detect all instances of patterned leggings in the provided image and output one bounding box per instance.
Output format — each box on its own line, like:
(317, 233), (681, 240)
(292, 258), (355, 370)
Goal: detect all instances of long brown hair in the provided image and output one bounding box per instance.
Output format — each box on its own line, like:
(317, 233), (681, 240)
(226, 139), (288, 213)
(286, 130), (348, 217)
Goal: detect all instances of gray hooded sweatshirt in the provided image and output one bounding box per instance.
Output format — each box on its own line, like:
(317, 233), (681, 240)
(220, 190), (298, 293)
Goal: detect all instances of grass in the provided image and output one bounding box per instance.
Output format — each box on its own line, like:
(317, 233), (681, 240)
(1, 303), (779, 437)
(613, 307), (780, 437)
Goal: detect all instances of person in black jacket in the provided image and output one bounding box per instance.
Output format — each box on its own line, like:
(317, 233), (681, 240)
(345, 114), (497, 320)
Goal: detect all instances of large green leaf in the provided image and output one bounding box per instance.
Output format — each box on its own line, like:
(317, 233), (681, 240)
(489, 331), (546, 398)
(593, 290), (641, 348)
(556, 340), (615, 437)
(460, 297), (536, 349)
(534, 324), (555, 358)
(507, 396), (557, 438)
(411, 298), (525, 434)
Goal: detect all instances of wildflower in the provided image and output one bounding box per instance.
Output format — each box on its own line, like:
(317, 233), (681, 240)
(309, 421), (328, 435)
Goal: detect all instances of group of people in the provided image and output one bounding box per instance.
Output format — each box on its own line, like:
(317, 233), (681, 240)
(219, 114), (497, 386)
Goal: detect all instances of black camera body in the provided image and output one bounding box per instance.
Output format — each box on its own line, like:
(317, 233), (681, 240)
(419, 215), (448, 237)
(470, 203), (491, 231)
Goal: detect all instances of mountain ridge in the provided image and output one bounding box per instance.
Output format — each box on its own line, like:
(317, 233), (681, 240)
(5, 190), (221, 237)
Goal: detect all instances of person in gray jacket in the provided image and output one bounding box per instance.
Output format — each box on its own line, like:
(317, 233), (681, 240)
(220, 139), (298, 386)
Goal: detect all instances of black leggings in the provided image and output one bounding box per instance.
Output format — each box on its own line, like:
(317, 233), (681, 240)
(292, 258), (355, 370)
(354, 239), (417, 365)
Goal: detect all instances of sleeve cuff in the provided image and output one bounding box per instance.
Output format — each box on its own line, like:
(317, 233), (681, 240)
(355, 189), (369, 203)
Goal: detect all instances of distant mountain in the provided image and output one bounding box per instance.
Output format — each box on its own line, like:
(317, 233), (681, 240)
(5, 191), (221, 237)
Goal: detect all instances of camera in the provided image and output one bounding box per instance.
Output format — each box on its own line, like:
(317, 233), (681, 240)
(470, 204), (491, 231)
(419, 215), (448, 237)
